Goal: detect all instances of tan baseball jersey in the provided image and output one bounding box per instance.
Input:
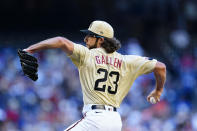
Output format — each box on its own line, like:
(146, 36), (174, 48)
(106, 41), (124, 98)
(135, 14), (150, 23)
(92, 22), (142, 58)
(69, 43), (157, 107)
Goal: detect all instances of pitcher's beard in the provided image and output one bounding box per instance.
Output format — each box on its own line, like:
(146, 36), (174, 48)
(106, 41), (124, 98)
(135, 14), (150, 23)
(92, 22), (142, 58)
(88, 43), (98, 50)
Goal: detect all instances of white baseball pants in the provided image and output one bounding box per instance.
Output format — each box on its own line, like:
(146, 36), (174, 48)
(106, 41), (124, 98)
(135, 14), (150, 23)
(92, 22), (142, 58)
(64, 104), (122, 131)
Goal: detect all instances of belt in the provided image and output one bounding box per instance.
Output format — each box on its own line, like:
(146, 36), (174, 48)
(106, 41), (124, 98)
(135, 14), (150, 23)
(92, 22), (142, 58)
(91, 105), (117, 112)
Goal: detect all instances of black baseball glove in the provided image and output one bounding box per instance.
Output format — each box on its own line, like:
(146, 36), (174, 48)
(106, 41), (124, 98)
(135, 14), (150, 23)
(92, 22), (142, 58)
(18, 49), (38, 81)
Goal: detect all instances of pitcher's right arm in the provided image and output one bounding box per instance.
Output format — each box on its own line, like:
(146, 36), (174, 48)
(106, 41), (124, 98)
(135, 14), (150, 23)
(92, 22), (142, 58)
(147, 61), (166, 103)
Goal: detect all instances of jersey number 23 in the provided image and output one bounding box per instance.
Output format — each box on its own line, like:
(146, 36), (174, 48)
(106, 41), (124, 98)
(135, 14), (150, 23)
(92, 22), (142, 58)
(94, 68), (120, 94)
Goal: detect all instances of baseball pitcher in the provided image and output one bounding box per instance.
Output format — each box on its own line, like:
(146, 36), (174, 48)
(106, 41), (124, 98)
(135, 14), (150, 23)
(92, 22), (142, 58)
(20, 20), (166, 131)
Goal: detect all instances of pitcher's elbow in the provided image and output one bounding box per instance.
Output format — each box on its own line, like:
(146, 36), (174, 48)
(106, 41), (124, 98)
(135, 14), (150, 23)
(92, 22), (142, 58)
(154, 62), (166, 73)
(56, 36), (66, 44)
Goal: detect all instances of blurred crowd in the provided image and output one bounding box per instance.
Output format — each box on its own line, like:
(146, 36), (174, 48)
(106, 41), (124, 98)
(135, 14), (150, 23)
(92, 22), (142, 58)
(0, 36), (196, 131)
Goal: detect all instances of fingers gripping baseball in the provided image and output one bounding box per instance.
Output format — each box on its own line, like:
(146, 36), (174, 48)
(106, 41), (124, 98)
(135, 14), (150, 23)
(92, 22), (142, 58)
(147, 90), (161, 104)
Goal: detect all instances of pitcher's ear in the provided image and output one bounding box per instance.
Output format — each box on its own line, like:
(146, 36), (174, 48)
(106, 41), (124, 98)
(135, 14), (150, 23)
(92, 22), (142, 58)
(99, 37), (104, 43)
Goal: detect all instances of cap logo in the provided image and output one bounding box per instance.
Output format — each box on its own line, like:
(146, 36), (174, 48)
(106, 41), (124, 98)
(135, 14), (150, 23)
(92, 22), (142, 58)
(100, 31), (103, 34)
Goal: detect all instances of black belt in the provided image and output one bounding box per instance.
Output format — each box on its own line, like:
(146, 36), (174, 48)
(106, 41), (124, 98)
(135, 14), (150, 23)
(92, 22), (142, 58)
(91, 105), (117, 112)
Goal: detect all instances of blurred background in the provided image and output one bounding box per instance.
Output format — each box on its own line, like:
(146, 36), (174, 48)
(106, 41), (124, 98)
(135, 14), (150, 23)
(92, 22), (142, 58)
(0, 0), (197, 131)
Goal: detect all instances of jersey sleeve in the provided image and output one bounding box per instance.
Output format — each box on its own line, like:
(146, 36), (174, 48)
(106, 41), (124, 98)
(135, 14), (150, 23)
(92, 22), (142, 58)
(68, 43), (90, 67)
(126, 55), (157, 76)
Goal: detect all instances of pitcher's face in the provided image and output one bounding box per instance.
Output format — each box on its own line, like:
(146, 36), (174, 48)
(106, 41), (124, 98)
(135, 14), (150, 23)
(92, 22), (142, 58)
(84, 35), (98, 49)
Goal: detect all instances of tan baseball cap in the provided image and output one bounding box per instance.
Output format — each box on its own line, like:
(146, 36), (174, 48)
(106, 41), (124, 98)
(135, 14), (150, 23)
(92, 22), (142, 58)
(80, 20), (114, 38)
